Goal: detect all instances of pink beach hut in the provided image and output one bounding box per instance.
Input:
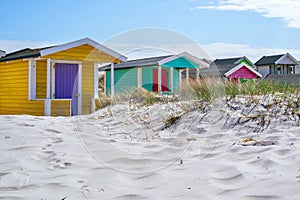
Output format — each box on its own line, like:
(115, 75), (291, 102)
(200, 56), (262, 83)
(224, 62), (262, 83)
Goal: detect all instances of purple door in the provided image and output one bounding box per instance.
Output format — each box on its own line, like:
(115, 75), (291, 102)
(55, 63), (79, 116)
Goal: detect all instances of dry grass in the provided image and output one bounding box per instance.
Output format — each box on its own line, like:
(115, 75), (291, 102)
(95, 77), (300, 112)
(95, 98), (111, 110)
(180, 78), (300, 101)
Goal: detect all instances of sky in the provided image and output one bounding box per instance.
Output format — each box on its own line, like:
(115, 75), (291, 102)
(1, 0), (300, 61)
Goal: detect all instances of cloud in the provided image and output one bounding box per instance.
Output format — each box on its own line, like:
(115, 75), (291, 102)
(119, 48), (171, 60)
(197, 0), (300, 29)
(106, 41), (300, 63)
(202, 42), (300, 61)
(0, 40), (56, 53)
(103, 28), (210, 59)
(1, 39), (299, 63)
(105, 41), (210, 60)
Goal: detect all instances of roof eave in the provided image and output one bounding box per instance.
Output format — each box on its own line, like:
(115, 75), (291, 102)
(0, 53), (41, 62)
(40, 38), (127, 62)
(234, 56), (255, 66)
(275, 52), (299, 65)
(224, 63), (262, 78)
(101, 63), (159, 71)
(158, 52), (208, 68)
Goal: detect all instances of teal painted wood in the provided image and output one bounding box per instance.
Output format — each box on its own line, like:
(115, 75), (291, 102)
(142, 66), (156, 91)
(106, 65), (181, 95)
(106, 68), (137, 95)
(173, 68), (179, 92)
(106, 70), (111, 95)
(114, 68), (137, 93)
(161, 57), (198, 69)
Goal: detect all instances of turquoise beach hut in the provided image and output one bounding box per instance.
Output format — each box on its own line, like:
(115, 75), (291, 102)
(100, 52), (208, 95)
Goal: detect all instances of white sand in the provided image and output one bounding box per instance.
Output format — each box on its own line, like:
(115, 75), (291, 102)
(0, 98), (300, 199)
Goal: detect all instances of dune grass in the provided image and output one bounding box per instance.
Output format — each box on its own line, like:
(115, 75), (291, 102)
(96, 78), (300, 110)
(96, 88), (163, 110)
(186, 78), (300, 101)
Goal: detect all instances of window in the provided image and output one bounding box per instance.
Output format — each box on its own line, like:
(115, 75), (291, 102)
(277, 65), (281, 74)
(290, 66), (294, 74)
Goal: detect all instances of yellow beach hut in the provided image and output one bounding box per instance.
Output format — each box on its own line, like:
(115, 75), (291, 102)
(0, 38), (126, 116)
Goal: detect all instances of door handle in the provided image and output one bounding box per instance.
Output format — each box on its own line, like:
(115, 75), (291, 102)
(75, 93), (80, 97)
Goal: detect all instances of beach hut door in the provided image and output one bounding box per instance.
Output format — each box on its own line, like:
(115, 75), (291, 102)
(153, 69), (169, 92)
(54, 63), (79, 116)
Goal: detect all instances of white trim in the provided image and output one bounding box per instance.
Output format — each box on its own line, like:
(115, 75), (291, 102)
(40, 38), (127, 62)
(158, 51), (209, 68)
(111, 63), (115, 96)
(46, 59), (51, 99)
(158, 55), (180, 66)
(275, 53), (299, 65)
(28, 59), (32, 100)
(21, 57), (44, 61)
(51, 62), (55, 98)
(32, 57), (46, 61)
(104, 71), (107, 97)
(44, 99), (51, 116)
(186, 68), (189, 83)
(234, 56), (255, 66)
(137, 67), (142, 88)
(94, 62), (99, 99)
(78, 63), (82, 115)
(224, 62), (262, 78)
(51, 59), (82, 64)
(32, 60), (36, 98)
(69, 100), (72, 117)
(170, 67), (173, 92)
(158, 65), (162, 93)
(43, 98), (71, 101)
(28, 59), (36, 100)
(179, 69), (182, 92)
(196, 68), (200, 83)
(91, 98), (96, 112)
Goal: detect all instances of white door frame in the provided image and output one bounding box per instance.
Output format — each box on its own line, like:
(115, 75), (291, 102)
(51, 60), (82, 115)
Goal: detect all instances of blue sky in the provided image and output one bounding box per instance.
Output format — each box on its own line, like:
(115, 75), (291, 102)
(1, 0), (300, 61)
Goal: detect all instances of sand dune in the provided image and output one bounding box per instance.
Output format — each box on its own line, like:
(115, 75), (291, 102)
(0, 98), (300, 199)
